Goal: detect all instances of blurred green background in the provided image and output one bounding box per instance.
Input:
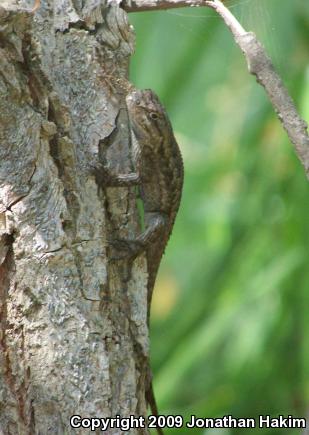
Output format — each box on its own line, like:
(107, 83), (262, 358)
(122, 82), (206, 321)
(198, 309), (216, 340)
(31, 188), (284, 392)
(129, 0), (309, 433)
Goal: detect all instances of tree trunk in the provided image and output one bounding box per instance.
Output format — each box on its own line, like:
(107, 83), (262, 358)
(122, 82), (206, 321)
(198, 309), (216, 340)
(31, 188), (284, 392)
(0, 2), (149, 433)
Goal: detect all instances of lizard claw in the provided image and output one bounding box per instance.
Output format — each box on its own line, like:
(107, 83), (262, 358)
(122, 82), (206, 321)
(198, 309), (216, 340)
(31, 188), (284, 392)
(90, 162), (114, 186)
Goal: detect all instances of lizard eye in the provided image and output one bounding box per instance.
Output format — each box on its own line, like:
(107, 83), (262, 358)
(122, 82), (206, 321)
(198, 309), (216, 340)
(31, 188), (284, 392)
(135, 99), (141, 106)
(150, 112), (159, 120)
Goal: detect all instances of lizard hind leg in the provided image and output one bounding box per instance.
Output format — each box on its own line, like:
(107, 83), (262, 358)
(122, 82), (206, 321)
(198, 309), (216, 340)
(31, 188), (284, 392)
(138, 212), (168, 247)
(108, 213), (167, 260)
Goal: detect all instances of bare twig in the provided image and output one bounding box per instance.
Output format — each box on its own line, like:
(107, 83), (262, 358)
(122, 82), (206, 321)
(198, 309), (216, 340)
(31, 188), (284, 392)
(123, 0), (309, 177)
(209, 0), (309, 175)
(121, 0), (212, 13)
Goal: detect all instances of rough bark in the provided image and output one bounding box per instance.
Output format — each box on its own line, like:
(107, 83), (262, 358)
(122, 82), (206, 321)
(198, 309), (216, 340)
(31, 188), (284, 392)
(0, 1), (149, 433)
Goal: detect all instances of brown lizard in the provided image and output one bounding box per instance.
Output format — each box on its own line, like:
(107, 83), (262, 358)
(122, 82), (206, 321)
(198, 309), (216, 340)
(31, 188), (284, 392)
(125, 89), (184, 317)
(127, 89), (183, 435)
(94, 88), (183, 434)
(96, 88), (184, 314)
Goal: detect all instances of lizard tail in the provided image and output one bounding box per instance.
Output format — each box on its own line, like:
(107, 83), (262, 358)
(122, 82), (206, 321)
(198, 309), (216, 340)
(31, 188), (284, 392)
(146, 382), (164, 435)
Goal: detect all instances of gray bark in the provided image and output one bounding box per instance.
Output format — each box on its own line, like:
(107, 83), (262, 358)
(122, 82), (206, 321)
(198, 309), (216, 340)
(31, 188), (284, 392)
(0, 1), (149, 433)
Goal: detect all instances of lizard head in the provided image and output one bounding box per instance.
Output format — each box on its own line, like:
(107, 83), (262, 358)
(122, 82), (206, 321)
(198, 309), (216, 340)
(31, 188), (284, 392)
(126, 89), (172, 146)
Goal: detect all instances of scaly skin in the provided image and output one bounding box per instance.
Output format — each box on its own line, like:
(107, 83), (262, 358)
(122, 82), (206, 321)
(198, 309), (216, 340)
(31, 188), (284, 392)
(126, 90), (183, 435)
(96, 88), (183, 434)
(126, 89), (184, 316)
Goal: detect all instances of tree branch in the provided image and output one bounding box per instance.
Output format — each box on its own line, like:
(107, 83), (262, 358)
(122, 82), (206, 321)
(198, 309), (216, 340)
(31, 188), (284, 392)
(121, 0), (212, 13)
(123, 0), (309, 177)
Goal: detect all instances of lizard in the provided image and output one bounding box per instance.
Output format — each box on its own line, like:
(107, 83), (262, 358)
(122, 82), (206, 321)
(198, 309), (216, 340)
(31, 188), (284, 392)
(126, 89), (183, 435)
(124, 89), (184, 316)
(96, 87), (184, 316)
(94, 88), (184, 434)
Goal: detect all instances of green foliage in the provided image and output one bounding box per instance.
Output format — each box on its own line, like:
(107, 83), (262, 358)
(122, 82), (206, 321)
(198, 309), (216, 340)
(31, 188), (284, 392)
(130, 0), (309, 433)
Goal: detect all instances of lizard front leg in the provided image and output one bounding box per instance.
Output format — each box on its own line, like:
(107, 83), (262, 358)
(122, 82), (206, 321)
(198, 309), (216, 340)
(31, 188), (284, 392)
(92, 162), (140, 187)
(93, 164), (168, 257)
